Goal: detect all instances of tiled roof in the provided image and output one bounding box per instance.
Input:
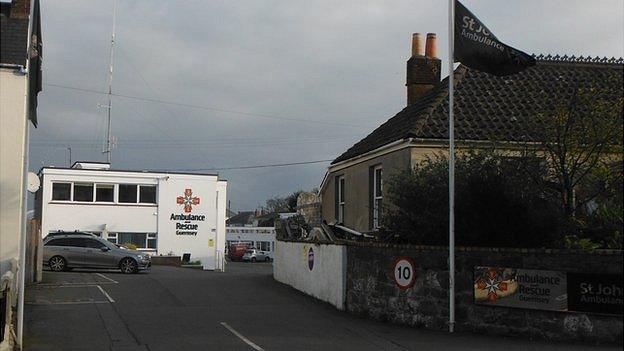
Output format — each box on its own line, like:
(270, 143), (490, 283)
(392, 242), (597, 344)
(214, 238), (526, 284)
(0, 4), (29, 66)
(226, 211), (255, 226)
(332, 55), (624, 164)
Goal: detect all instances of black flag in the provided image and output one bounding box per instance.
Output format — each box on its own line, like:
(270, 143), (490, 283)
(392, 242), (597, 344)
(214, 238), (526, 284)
(454, 0), (535, 76)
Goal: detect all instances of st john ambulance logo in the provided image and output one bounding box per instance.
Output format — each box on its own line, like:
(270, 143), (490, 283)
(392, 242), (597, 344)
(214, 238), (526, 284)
(176, 188), (200, 213)
(476, 268), (508, 302)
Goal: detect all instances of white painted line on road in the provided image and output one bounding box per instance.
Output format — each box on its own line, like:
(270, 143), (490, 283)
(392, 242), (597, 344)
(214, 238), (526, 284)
(37, 282), (116, 287)
(220, 322), (265, 351)
(26, 301), (111, 305)
(96, 285), (115, 303)
(95, 273), (118, 284)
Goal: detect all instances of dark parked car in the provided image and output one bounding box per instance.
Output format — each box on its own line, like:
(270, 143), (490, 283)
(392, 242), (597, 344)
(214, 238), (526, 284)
(43, 232), (150, 274)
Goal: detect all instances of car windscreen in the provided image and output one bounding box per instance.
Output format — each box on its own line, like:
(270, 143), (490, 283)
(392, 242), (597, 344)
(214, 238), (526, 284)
(245, 250), (254, 254)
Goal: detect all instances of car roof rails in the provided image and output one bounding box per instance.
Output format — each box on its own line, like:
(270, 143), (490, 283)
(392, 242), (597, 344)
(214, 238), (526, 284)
(47, 231), (97, 237)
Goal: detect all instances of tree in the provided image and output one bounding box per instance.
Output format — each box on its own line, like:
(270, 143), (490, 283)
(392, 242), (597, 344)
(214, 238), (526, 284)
(264, 190), (303, 213)
(531, 85), (623, 218)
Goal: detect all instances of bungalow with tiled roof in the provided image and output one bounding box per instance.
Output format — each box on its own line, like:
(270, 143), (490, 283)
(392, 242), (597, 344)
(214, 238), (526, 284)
(319, 33), (623, 234)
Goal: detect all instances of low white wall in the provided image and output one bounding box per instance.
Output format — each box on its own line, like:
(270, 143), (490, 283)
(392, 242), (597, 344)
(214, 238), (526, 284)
(273, 240), (346, 310)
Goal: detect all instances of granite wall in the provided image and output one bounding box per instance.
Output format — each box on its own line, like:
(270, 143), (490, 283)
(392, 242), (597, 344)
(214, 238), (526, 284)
(345, 243), (623, 344)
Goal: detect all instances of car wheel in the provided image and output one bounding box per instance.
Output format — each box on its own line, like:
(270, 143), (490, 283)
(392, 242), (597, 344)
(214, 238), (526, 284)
(120, 258), (138, 274)
(49, 256), (66, 272)
(265, 257), (271, 262)
(251, 257), (256, 263)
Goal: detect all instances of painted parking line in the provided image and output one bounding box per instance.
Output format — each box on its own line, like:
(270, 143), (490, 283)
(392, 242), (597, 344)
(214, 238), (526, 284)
(220, 322), (265, 351)
(26, 300), (111, 306)
(26, 285), (114, 305)
(95, 272), (118, 284)
(36, 282), (116, 287)
(96, 285), (115, 303)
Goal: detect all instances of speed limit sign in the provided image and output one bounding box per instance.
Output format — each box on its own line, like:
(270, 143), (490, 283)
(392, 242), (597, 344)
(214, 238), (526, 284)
(393, 257), (416, 290)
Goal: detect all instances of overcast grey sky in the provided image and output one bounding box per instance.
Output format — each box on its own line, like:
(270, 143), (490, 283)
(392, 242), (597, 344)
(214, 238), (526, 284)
(29, 0), (624, 211)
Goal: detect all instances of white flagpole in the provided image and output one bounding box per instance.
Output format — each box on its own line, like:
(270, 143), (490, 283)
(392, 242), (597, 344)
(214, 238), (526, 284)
(448, 0), (456, 333)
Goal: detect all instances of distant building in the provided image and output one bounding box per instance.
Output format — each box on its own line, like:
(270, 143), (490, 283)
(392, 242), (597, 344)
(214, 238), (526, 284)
(225, 227), (275, 258)
(319, 33), (623, 233)
(226, 211), (255, 227)
(36, 162), (227, 270)
(1, 0), (42, 347)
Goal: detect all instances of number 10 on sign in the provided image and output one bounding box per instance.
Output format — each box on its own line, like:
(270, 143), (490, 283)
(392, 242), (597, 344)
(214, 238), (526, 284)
(393, 257), (416, 290)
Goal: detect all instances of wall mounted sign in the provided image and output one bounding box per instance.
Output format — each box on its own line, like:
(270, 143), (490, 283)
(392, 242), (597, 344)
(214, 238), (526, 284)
(393, 257), (416, 290)
(567, 273), (623, 315)
(474, 267), (623, 315)
(474, 267), (567, 311)
(171, 188), (206, 236)
(308, 247), (314, 271)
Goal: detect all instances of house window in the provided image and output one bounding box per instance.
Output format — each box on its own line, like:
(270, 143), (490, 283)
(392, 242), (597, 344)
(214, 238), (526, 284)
(118, 232), (156, 249)
(96, 184), (114, 202)
(73, 183), (94, 202)
(119, 184), (138, 203)
(51, 182), (71, 201)
(335, 175), (345, 223)
(139, 185), (157, 204)
(372, 165), (383, 229)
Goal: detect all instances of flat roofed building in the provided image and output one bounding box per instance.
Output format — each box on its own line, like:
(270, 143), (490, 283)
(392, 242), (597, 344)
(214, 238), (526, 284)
(36, 162), (227, 270)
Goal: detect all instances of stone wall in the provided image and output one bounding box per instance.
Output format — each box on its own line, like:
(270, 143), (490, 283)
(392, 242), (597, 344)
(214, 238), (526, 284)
(346, 243), (623, 344)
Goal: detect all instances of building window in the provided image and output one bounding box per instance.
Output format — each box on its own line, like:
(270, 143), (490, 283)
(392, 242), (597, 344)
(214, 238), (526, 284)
(119, 184), (138, 203)
(96, 184), (114, 202)
(139, 185), (157, 204)
(118, 232), (156, 250)
(107, 233), (118, 244)
(259, 241), (271, 251)
(52, 182), (71, 201)
(335, 175), (345, 223)
(147, 233), (157, 249)
(372, 165), (383, 229)
(73, 183), (94, 202)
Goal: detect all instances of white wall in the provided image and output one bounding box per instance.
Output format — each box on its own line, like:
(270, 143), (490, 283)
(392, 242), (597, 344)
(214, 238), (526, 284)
(273, 240), (346, 310)
(156, 174), (221, 270)
(40, 171), (159, 236)
(0, 68), (28, 278)
(215, 181), (227, 269)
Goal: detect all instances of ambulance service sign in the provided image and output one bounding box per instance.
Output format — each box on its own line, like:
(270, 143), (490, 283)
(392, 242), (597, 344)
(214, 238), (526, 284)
(170, 188), (206, 236)
(474, 267), (623, 315)
(474, 267), (567, 311)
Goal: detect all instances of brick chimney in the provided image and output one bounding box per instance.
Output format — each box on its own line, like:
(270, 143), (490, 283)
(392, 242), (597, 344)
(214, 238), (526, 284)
(10, 0), (30, 19)
(406, 32), (441, 106)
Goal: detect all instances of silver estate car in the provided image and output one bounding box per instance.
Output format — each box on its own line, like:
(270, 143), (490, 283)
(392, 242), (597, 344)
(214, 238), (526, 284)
(43, 232), (151, 274)
(242, 249), (271, 262)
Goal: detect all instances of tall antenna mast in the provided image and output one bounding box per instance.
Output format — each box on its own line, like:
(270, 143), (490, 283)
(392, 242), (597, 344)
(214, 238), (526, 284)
(104, 0), (117, 164)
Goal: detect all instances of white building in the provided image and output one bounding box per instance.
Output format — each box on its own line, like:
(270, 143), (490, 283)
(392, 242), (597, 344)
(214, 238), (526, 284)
(36, 162), (227, 270)
(1, 0), (42, 348)
(226, 227), (275, 258)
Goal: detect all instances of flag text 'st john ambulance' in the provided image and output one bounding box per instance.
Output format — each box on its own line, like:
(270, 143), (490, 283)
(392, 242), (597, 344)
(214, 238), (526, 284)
(454, 0), (535, 76)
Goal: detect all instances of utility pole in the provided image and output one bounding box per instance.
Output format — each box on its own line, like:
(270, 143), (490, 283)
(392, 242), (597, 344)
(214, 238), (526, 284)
(103, 0), (117, 164)
(67, 147), (72, 167)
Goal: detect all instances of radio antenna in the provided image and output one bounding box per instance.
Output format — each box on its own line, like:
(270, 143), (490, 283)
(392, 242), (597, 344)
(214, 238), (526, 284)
(103, 0), (117, 164)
